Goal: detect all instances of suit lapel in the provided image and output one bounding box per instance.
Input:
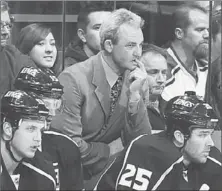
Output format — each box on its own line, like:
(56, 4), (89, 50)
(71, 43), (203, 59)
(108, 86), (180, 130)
(92, 53), (110, 121)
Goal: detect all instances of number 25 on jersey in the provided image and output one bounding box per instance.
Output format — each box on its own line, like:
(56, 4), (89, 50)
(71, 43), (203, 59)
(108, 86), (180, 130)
(118, 164), (152, 190)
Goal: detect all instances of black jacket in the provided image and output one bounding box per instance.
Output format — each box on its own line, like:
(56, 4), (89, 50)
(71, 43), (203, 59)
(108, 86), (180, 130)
(64, 40), (88, 68)
(96, 132), (222, 190)
(147, 106), (165, 130)
(1, 150), (56, 190)
(42, 129), (84, 190)
(0, 45), (35, 100)
(210, 56), (222, 129)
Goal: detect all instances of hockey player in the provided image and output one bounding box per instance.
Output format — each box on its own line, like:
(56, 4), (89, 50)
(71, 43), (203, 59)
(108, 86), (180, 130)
(14, 66), (84, 190)
(95, 91), (222, 190)
(1, 90), (56, 190)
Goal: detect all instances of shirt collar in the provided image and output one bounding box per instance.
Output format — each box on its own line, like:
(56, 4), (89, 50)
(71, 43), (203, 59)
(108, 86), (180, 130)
(101, 53), (119, 88)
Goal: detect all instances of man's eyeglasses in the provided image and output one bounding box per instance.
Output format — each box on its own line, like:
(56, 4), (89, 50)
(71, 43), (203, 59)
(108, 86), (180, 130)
(1, 16), (14, 30)
(1, 21), (13, 30)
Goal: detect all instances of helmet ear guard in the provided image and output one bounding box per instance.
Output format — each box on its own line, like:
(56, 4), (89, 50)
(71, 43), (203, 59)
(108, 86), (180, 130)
(1, 116), (19, 142)
(165, 116), (192, 139)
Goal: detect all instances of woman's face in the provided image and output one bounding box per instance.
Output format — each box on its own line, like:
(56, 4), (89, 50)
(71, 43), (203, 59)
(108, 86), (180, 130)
(29, 32), (57, 68)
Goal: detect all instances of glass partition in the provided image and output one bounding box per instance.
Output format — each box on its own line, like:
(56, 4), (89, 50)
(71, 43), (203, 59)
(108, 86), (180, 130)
(8, 1), (64, 47)
(210, 1), (221, 150)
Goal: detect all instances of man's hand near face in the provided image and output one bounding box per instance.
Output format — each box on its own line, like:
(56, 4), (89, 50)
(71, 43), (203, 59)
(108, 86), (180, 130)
(128, 59), (149, 113)
(123, 59), (151, 145)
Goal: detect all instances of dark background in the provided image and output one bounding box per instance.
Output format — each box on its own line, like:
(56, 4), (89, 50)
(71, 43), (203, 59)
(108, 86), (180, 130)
(8, 1), (183, 49)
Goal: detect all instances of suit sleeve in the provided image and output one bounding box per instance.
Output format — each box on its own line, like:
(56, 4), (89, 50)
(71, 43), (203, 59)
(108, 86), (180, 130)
(51, 71), (110, 177)
(122, 98), (151, 146)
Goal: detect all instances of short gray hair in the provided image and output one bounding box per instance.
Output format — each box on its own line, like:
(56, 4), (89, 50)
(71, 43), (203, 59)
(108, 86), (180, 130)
(100, 8), (144, 50)
(142, 43), (167, 59)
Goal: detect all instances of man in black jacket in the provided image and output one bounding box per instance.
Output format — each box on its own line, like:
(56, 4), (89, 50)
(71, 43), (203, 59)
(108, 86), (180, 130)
(140, 44), (168, 132)
(64, 3), (111, 68)
(0, 0), (35, 100)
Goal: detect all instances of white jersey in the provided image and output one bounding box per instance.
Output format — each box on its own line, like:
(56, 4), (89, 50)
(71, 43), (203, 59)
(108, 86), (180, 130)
(161, 47), (208, 101)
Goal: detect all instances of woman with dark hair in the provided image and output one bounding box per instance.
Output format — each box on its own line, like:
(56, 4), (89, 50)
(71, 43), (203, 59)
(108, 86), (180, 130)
(16, 23), (58, 70)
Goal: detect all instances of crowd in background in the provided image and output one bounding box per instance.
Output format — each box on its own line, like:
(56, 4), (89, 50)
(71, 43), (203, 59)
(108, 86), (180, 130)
(1, 0), (222, 190)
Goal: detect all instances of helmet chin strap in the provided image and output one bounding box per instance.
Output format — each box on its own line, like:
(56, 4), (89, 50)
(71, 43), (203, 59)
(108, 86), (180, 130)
(5, 141), (21, 163)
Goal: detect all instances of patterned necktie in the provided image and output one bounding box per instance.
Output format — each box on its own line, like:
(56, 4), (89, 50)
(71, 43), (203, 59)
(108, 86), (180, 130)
(109, 76), (123, 118)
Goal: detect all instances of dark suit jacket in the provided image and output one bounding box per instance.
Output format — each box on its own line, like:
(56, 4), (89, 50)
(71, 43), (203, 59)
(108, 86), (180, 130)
(210, 57), (222, 129)
(0, 45), (35, 99)
(51, 51), (150, 177)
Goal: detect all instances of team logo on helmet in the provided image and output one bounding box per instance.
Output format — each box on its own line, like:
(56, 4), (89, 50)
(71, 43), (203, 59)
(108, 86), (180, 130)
(4, 91), (23, 99)
(173, 98), (195, 108)
(20, 67), (39, 77)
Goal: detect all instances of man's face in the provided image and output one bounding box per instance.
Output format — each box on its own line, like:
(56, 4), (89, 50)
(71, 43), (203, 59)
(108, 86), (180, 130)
(10, 119), (45, 159)
(182, 9), (209, 59)
(183, 128), (214, 164)
(141, 52), (167, 97)
(111, 24), (144, 72)
(83, 11), (111, 55)
(1, 10), (11, 47)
